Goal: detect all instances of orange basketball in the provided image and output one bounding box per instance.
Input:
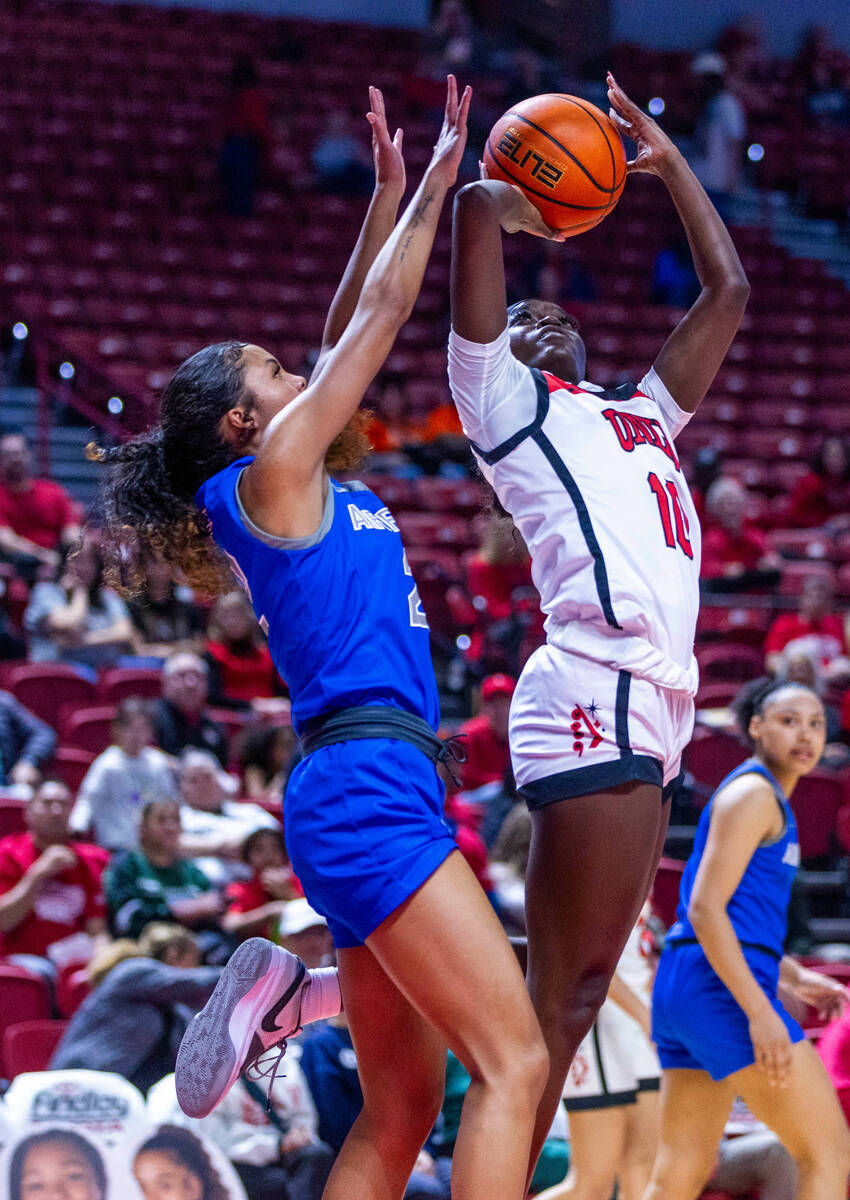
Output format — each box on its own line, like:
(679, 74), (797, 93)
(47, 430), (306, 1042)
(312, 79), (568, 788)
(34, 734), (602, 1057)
(483, 93), (627, 237)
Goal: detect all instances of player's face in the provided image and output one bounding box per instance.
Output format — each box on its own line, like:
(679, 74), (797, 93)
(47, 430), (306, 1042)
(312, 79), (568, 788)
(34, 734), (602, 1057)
(219, 344), (307, 453)
(507, 300), (586, 381)
(750, 688), (826, 779)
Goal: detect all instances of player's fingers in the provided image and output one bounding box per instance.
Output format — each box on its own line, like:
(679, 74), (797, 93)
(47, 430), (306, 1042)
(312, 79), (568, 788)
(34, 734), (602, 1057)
(457, 84), (472, 131)
(393, 128), (403, 151)
(608, 106), (633, 132)
(372, 86), (385, 119)
(479, 159), (488, 179)
(445, 73), (458, 122)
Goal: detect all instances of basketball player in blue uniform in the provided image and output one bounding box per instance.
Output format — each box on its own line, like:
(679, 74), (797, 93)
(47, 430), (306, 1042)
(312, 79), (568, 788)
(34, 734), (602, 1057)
(91, 81), (548, 1200)
(448, 74), (750, 1184)
(646, 680), (850, 1200)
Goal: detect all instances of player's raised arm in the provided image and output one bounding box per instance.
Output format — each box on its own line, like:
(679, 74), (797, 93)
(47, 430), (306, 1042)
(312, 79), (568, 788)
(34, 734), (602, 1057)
(313, 86), (406, 375)
(450, 176), (557, 345)
(606, 72), (749, 414)
(241, 76), (470, 530)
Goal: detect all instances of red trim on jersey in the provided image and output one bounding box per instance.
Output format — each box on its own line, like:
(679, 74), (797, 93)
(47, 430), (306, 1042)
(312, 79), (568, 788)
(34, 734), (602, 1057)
(541, 372), (647, 402)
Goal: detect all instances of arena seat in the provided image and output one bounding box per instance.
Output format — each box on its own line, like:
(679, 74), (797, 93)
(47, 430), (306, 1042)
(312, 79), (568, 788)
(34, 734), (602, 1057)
(694, 682), (740, 711)
(683, 732), (747, 798)
(695, 645), (764, 684)
(50, 746), (96, 793)
(56, 965), (92, 1020)
(790, 771), (845, 864)
(0, 798), (27, 839)
(60, 705), (117, 755)
(98, 666), (162, 703)
(651, 857), (686, 929)
(7, 663), (97, 728)
(2, 1019), (69, 1079)
(0, 966), (51, 1072)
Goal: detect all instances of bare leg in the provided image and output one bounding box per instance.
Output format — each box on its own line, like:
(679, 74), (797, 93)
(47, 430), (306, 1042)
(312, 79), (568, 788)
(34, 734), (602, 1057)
(732, 1039), (850, 1200)
(534, 1106), (628, 1200)
(524, 782), (667, 1185)
(618, 1090), (660, 1200)
(642, 1069), (735, 1200)
(334, 850), (547, 1200)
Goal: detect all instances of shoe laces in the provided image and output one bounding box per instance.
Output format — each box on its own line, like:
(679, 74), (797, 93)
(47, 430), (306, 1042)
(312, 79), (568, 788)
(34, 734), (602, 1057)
(244, 1039), (290, 1110)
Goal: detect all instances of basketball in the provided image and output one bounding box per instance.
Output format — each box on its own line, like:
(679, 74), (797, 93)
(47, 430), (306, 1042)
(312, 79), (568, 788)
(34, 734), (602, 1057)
(483, 93), (627, 237)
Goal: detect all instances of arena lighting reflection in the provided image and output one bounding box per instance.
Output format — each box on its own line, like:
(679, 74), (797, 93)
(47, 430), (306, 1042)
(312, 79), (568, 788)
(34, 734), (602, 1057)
(59, 361), (75, 380)
(108, 396), (124, 414)
(12, 322), (28, 339)
(747, 143), (765, 162)
(648, 97), (665, 115)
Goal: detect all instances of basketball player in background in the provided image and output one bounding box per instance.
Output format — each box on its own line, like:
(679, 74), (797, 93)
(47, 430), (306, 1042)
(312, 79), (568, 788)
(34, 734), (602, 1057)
(448, 73), (750, 1186)
(93, 81), (549, 1200)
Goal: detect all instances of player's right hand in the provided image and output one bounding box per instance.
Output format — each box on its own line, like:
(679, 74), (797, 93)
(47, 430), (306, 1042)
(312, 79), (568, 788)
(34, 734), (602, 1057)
(474, 173), (562, 240)
(749, 1006), (794, 1087)
(426, 74), (472, 190)
(367, 85), (405, 197)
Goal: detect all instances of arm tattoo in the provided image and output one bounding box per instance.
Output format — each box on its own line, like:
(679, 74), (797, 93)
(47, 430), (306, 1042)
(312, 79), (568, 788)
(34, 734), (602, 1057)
(399, 193), (435, 262)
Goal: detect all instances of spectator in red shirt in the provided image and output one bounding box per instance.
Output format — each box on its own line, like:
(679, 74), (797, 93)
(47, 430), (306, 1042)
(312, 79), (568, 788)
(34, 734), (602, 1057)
(218, 59), (272, 217)
(765, 575), (850, 680)
(457, 673), (515, 792)
(781, 436), (850, 530)
(466, 515), (535, 623)
(0, 432), (80, 579)
(203, 590), (278, 708)
(700, 477), (780, 580)
(222, 827), (301, 942)
(0, 779), (108, 984)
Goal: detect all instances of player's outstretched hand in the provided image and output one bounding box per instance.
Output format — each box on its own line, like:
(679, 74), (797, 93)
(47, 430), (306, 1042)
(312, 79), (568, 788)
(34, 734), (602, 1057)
(427, 74), (472, 189)
(477, 163), (563, 240)
(606, 71), (679, 177)
(367, 85), (405, 197)
(749, 1006), (794, 1088)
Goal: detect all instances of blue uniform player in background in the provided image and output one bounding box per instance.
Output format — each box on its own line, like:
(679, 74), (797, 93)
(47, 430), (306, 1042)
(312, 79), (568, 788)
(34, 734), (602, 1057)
(92, 80), (548, 1200)
(644, 680), (850, 1200)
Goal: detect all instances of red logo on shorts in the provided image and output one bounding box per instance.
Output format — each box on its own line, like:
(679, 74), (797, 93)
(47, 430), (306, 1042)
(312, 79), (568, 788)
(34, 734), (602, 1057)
(570, 1051), (590, 1086)
(570, 702), (604, 758)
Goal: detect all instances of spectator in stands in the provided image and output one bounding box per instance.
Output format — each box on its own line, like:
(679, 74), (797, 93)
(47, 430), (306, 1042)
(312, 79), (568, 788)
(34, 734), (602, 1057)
(456, 673), (514, 791)
(177, 747), (280, 885)
(780, 436), (850, 530)
(105, 799), (227, 950)
(149, 1065), (334, 1200)
(311, 111), (373, 197)
(652, 236), (701, 308)
(278, 897), (333, 968)
(366, 371), (420, 464)
(50, 924), (221, 1094)
(687, 53), (747, 206)
(71, 698), (177, 852)
(222, 827), (300, 943)
(218, 58), (272, 218)
(0, 432), (80, 580)
(488, 805), (531, 938)
(203, 590), (277, 708)
(794, 26), (850, 128)
(153, 652), (228, 766)
(0, 688), (56, 788)
(128, 550), (205, 661)
(764, 575), (850, 682)
(24, 530), (135, 668)
(700, 477), (781, 583)
(0, 779), (108, 983)
(426, 0), (473, 75)
(687, 445), (723, 527)
(240, 722), (297, 805)
(466, 512), (535, 623)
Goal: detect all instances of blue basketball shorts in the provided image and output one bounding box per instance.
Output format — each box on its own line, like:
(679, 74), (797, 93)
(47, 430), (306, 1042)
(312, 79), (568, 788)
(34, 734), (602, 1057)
(283, 737), (458, 949)
(652, 941), (804, 1081)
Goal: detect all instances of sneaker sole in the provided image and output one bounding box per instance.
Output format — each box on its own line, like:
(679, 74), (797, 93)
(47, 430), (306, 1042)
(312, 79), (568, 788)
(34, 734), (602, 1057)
(175, 939), (298, 1118)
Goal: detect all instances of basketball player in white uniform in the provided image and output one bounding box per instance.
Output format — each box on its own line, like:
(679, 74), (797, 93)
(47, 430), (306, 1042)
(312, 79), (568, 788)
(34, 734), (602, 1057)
(449, 74), (750, 1186)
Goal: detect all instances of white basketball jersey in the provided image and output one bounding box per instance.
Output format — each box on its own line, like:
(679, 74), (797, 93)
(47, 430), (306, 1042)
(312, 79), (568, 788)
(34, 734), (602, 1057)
(448, 328), (701, 695)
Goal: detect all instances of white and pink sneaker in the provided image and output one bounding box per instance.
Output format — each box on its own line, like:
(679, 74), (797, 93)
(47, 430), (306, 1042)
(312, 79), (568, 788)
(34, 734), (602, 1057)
(175, 939), (308, 1118)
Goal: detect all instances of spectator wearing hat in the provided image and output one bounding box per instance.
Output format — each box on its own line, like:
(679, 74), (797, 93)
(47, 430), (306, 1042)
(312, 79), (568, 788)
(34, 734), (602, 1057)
(278, 898), (333, 968)
(0, 688), (56, 789)
(222, 828), (302, 943)
(455, 674), (515, 792)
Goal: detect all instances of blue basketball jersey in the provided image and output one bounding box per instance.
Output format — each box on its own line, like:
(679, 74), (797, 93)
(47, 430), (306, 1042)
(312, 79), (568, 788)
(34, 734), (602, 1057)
(667, 758), (800, 958)
(196, 460), (440, 735)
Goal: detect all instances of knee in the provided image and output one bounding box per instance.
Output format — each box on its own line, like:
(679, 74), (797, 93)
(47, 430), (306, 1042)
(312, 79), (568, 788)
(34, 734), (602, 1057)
(375, 1073), (444, 1144)
(536, 968), (612, 1047)
(470, 1024), (549, 1108)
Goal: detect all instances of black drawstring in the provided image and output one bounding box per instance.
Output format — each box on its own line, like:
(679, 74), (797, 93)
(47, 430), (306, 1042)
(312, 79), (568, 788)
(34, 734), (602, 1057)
(436, 732), (467, 788)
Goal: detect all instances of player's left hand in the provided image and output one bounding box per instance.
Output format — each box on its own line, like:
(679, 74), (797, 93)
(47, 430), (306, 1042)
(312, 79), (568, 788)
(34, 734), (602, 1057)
(793, 969), (849, 1022)
(367, 85), (405, 196)
(606, 72), (680, 177)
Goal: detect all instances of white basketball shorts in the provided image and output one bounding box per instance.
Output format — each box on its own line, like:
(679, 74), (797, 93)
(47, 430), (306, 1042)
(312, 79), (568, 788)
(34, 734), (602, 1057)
(563, 998), (661, 1110)
(510, 643), (694, 808)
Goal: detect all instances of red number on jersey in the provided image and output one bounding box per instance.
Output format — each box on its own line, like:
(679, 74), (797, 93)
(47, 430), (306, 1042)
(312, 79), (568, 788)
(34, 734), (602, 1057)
(647, 472), (694, 559)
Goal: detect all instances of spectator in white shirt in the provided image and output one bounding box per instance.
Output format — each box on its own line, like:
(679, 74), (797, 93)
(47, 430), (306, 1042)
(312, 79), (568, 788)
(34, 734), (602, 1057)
(72, 699), (177, 851)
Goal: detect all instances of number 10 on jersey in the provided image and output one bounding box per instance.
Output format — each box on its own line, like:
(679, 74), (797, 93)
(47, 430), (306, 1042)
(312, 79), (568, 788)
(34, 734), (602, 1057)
(647, 472), (693, 559)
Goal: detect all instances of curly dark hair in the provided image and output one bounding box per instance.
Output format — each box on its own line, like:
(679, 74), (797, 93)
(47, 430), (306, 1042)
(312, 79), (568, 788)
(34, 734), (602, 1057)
(133, 1124), (231, 1200)
(732, 677), (822, 746)
(10, 1129), (107, 1200)
(88, 341), (371, 596)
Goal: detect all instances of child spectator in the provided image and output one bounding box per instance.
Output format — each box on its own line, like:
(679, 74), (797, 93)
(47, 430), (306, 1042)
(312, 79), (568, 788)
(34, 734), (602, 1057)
(0, 688), (56, 788)
(177, 748), (280, 886)
(24, 531), (135, 668)
(277, 897), (333, 968)
(222, 828), (301, 943)
(203, 590), (277, 708)
(0, 432), (80, 580)
(0, 779), (108, 983)
(50, 924), (221, 1094)
(765, 576), (850, 681)
(71, 699), (177, 853)
(456, 674), (514, 792)
(153, 652), (228, 766)
(105, 799), (226, 951)
(128, 550), (206, 661)
(781, 436), (850, 529)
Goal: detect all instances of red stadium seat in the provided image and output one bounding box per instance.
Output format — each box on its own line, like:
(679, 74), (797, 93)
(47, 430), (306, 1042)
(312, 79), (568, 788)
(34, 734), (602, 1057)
(789, 770), (845, 862)
(2, 1019), (69, 1079)
(60, 706), (117, 755)
(0, 798), (27, 839)
(7, 664), (97, 729)
(56, 965), (92, 1019)
(694, 682), (740, 710)
(695, 645), (764, 683)
(651, 857), (686, 929)
(98, 666), (162, 704)
(683, 732), (747, 797)
(779, 562), (837, 597)
(50, 747), (96, 794)
(0, 966), (51, 1072)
